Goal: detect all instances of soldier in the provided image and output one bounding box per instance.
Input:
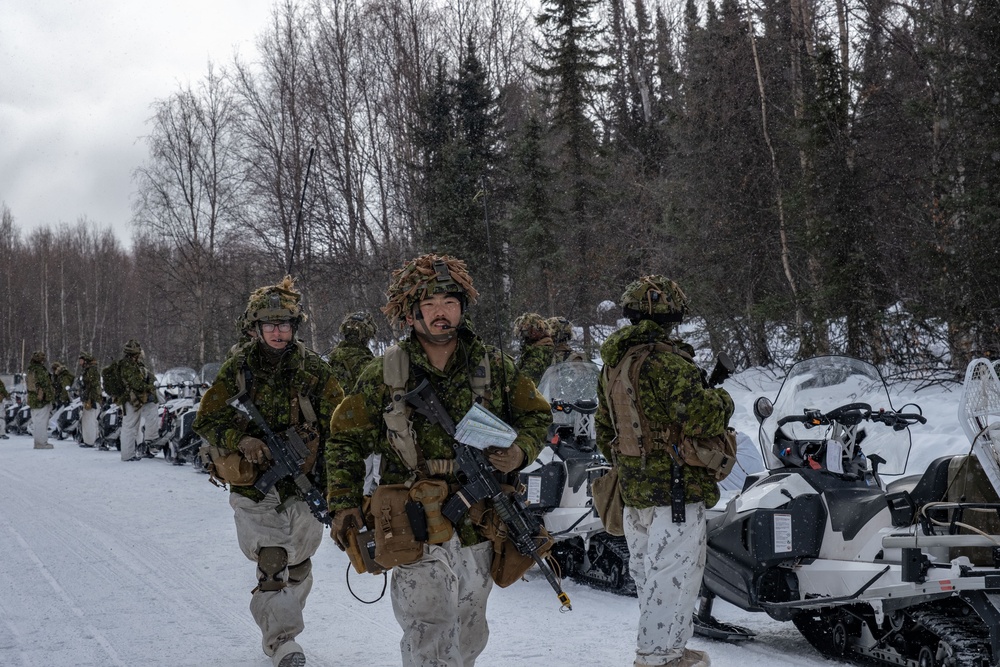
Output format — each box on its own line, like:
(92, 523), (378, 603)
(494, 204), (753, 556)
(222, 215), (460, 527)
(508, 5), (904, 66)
(26, 350), (55, 449)
(512, 312), (552, 385)
(547, 316), (586, 364)
(0, 376), (10, 439)
(596, 276), (734, 667)
(77, 352), (103, 448)
(51, 361), (75, 408)
(193, 276), (343, 667)
(326, 311), (376, 392)
(327, 253), (550, 667)
(117, 339), (159, 461)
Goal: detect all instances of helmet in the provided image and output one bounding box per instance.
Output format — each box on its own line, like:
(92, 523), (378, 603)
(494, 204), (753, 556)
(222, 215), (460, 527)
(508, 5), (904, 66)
(382, 254), (478, 327)
(513, 313), (550, 343)
(245, 275), (306, 325)
(79, 351), (95, 363)
(124, 339), (142, 355)
(340, 311), (377, 342)
(546, 316), (574, 344)
(620, 275), (688, 322)
(30, 350), (46, 364)
(51, 361), (64, 374)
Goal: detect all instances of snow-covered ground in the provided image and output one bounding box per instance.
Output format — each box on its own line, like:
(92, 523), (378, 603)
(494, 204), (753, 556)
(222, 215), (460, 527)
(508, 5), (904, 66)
(0, 366), (975, 667)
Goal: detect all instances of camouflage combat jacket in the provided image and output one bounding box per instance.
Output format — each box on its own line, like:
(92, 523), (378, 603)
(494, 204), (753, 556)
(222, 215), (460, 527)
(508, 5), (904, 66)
(327, 328), (551, 546)
(0, 378), (9, 402)
(53, 368), (75, 405)
(596, 319), (734, 509)
(119, 356), (157, 409)
(326, 339), (374, 393)
(517, 340), (552, 386)
(26, 361), (55, 409)
(79, 361), (103, 409)
(194, 340), (344, 503)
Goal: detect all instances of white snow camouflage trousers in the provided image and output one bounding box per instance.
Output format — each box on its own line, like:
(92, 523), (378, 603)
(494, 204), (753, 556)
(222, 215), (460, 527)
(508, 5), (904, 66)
(230, 489), (324, 657)
(390, 533), (494, 667)
(625, 502), (707, 667)
(80, 406), (99, 446)
(120, 401), (157, 460)
(31, 403), (51, 447)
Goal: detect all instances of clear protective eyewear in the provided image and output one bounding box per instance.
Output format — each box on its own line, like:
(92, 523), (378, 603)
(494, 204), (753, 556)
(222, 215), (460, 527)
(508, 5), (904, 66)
(260, 322), (293, 333)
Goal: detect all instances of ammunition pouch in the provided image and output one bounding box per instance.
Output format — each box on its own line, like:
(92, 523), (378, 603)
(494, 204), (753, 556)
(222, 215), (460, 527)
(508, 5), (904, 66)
(370, 483), (426, 569)
(591, 467), (625, 536)
(408, 479), (453, 545)
(469, 484), (555, 588)
(294, 423), (321, 475)
(676, 429), (738, 481)
(200, 443), (258, 487)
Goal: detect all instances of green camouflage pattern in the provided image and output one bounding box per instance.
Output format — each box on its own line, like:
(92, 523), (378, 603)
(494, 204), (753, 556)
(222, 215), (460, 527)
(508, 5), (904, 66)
(118, 354), (157, 409)
(0, 378), (8, 401)
(382, 254), (478, 326)
(513, 312), (550, 342)
(52, 364), (75, 405)
(620, 275), (688, 317)
(326, 339), (374, 393)
(194, 340), (344, 502)
(596, 319), (734, 509)
(244, 275), (306, 324)
(546, 316), (573, 344)
(27, 360), (55, 409)
(79, 359), (103, 409)
(326, 327), (551, 546)
(516, 341), (552, 385)
(339, 311), (377, 342)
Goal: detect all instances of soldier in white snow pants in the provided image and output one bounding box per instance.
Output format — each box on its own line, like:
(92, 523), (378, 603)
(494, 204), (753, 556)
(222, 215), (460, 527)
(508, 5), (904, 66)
(120, 400), (157, 461)
(231, 490), (324, 658)
(390, 534), (494, 667)
(625, 503), (707, 667)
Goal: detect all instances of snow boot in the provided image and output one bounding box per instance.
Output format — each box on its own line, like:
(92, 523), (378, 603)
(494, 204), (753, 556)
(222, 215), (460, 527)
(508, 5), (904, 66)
(34, 442), (54, 449)
(668, 649), (710, 667)
(272, 640), (305, 667)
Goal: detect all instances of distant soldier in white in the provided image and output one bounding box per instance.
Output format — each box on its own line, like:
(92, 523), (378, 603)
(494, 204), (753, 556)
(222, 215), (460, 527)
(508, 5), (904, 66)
(26, 350), (56, 449)
(117, 339), (159, 462)
(0, 377), (10, 439)
(77, 352), (103, 448)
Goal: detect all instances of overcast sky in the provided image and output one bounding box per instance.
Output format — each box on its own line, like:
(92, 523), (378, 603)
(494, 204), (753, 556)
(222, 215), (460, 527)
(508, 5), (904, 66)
(0, 0), (276, 244)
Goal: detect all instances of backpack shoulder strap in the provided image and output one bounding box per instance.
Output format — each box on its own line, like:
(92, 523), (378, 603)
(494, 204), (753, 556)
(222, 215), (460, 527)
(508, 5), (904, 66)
(382, 345), (421, 472)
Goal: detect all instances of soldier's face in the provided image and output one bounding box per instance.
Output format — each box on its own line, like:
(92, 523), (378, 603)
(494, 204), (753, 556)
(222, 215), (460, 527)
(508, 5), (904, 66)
(406, 293), (462, 340)
(260, 321), (294, 350)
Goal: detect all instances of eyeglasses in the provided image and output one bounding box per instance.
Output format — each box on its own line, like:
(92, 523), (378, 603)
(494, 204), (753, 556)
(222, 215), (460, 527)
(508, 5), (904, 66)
(260, 322), (293, 333)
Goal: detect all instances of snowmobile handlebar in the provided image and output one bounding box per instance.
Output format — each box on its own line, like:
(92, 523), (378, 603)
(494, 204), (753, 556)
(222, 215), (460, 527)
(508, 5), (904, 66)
(777, 403), (926, 431)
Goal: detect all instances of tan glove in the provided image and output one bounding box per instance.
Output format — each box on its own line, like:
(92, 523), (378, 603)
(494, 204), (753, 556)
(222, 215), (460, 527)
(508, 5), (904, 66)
(487, 444), (525, 473)
(237, 436), (271, 465)
(330, 507), (364, 551)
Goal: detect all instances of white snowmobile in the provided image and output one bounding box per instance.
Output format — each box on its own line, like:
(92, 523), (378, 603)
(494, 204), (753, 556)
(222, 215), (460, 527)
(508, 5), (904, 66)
(519, 361), (636, 595)
(700, 355), (1000, 666)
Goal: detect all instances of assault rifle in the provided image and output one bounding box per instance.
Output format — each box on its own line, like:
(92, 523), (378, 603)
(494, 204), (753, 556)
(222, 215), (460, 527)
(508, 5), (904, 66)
(706, 352), (736, 388)
(226, 389), (332, 526)
(402, 378), (572, 611)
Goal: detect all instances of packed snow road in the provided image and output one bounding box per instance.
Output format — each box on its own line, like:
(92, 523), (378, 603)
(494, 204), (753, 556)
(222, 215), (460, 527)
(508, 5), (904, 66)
(0, 434), (848, 667)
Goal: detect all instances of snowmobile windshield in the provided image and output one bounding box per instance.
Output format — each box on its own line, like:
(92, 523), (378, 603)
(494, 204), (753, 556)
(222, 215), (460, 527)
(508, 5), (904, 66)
(200, 363), (221, 385)
(759, 356), (911, 477)
(537, 361), (600, 413)
(159, 367), (198, 386)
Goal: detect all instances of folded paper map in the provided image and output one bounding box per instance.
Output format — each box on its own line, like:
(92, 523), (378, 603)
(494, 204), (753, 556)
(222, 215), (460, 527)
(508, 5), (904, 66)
(455, 403), (517, 450)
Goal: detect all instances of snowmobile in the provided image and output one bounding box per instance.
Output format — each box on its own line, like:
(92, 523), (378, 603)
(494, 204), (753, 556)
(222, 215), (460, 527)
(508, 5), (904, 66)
(96, 398), (122, 451)
(700, 355), (1000, 666)
(5, 392), (30, 435)
(519, 361), (637, 595)
(51, 397), (83, 442)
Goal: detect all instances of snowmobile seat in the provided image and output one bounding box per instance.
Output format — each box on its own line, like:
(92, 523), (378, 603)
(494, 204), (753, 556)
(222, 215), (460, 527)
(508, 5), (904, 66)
(885, 456), (954, 527)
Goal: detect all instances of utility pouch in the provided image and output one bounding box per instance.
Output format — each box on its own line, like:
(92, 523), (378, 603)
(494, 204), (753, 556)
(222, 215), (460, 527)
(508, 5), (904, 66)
(591, 467), (625, 536)
(408, 478), (453, 544)
(677, 428), (738, 481)
(371, 483), (425, 569)
(345, 525), (384, 575)
(293, 423), (321, 474)
(470, 485), (555, 588)
(201, 444), (258, 487)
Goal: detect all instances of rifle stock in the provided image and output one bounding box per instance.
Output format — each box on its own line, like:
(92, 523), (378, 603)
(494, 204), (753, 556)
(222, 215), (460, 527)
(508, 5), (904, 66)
(707, 352), (736, 387)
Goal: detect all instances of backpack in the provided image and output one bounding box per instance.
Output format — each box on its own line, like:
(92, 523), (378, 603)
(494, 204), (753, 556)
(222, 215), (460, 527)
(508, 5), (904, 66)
(101, 361), (125, 398)
(602, 341), (737, 481)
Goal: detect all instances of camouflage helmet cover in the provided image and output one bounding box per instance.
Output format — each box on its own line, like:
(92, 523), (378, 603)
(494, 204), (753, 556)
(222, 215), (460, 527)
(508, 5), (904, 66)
(245, 275), (307, 325)
(513, 313), (550, 342)
(382, 254), (478, 327)
(620, 275), (688, 320)
(124, 339), (142, 355)
(79, 351), (95, 363)
(30, 350), (46, 363)
(546, 316), (574, 344)
(340, 311), (377, 341)
(51, 361), (64, 373)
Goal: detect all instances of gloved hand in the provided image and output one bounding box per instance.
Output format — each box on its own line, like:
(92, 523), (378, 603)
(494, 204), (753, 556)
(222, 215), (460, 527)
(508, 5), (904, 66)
(487, 444), (525, 473)
(330, 507), (364, 551)
(237, 436), (271, 466)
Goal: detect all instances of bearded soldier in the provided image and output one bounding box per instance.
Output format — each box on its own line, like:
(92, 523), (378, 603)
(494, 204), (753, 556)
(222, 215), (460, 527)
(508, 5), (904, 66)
(512, 312), (552, 385)
(117, 339), (158, 461)
(194, 276), (343, 667)
(77, 352), (103, 448)
(26, 350), (55, 449)
(326, 311), (376, 392)
(596, 276), (734, 667)
(327, 254), (550, 667)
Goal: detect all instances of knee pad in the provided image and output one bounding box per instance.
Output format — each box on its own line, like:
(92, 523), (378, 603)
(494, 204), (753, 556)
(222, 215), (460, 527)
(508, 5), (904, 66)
(256, 546), (288, 592)
(287, 558), (312, 585)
